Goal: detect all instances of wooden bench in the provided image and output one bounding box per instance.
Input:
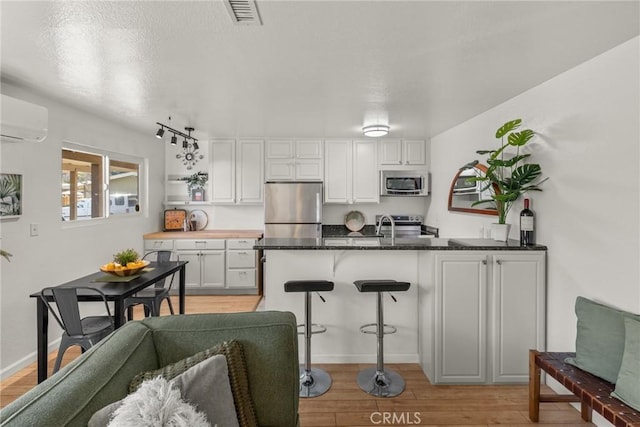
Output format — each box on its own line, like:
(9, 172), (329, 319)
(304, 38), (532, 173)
(529, 350), (640, 427)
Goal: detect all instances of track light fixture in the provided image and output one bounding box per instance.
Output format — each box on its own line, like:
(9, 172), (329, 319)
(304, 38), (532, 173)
(182, 139), (188, 149)
(155, 122), (199, 146)
(155, 126), (165, 138)
(170, 134), (177, 145)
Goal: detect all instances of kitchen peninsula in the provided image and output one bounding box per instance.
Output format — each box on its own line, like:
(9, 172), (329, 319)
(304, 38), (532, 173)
(255, 237), (547, 384)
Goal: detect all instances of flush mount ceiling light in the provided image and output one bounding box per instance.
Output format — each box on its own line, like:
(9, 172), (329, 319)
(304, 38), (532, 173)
(363, 124), (390, 137)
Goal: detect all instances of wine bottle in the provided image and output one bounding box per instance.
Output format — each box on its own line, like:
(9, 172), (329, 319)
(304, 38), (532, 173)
(520, 198), (535, 246)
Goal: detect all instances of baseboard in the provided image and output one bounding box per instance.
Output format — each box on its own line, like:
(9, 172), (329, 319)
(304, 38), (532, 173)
(0, 338), (61, 381)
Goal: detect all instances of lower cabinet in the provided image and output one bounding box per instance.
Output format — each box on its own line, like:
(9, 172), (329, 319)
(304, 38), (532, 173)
(145, 237), (259, 295)
(434, 251), (546, 384)
(175, 240), (226, 290)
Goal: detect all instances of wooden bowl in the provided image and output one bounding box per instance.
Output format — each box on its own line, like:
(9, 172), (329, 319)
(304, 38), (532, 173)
(100, 260), (150, 277)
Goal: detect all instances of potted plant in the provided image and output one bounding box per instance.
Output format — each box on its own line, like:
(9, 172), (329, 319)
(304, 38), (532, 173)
(462, 118), (547, 241)
(181, 171), (208, 201)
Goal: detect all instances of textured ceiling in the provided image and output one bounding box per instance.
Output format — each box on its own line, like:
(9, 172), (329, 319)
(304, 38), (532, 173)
(1, 1), (638, 141)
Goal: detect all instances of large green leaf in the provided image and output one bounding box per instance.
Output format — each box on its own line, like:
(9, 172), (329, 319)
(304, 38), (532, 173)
(495, 119), (521, 138)
(487, 154), (531, 168)
(508, 129), (535, 146)
(512, 164), (542, 186)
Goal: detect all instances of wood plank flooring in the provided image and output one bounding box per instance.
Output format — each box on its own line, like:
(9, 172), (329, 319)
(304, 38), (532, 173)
(1, 296), (591, 426)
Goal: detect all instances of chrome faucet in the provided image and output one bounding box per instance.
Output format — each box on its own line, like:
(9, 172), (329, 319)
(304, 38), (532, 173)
(376, 214), (396, 240)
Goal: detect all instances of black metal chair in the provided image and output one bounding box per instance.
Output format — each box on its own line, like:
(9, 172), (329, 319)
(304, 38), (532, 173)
(40, 286), (115, 374)
(124, 250), (176, 319)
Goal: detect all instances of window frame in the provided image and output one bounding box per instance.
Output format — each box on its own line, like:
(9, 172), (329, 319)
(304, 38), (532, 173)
(61, 142), (147, 226)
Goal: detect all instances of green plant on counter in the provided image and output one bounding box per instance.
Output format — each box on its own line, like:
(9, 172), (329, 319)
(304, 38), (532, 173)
(180, 172), (208, 194)
(113, 248), (140, 265)
(462, 118), (547, 224)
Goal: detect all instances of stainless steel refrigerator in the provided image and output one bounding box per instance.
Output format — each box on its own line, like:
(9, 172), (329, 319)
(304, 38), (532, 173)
(264, 181), (323, 238)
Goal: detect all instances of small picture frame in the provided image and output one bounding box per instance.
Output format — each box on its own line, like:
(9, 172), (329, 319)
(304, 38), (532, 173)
(0, 173), (22, 218)
(191, 188), (205, 202)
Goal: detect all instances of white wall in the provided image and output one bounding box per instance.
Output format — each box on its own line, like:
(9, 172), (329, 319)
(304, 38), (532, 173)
(0, 82), (165, 378)
(426, 36), (640, 357)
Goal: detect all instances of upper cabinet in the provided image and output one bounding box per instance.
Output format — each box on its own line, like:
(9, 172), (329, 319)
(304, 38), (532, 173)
(265, 139), (323, 181)
(379, 139), (427, 167)
(324, 139), (379, 204)
(210, 139), (264, 204)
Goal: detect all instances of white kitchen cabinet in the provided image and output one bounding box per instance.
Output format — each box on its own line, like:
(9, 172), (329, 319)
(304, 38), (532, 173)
(226, 239), (258, 290)
(210, 139), (264, 204)
(324, 139), (378, 204)
(265, 139), (323, 181)
(175, 239), (226, 290)
(433, 251), (545, 384)
(379, 139), (427, 167)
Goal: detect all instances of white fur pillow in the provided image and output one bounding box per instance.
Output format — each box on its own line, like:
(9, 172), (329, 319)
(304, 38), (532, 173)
(107, 377), (210, 427)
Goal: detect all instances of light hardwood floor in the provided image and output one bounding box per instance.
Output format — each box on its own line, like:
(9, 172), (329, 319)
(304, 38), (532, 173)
(1, 296), (591, 426)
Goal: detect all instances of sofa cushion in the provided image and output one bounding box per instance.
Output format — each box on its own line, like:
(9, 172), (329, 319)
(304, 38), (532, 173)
(565, 297), (640, 383)
(129, 340), (255, 427)
(611, 317), (640, 411)
(107, 377), (209, 427)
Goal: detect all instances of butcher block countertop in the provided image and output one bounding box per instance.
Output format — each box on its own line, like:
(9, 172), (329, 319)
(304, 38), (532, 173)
(144, 230), (264, 239)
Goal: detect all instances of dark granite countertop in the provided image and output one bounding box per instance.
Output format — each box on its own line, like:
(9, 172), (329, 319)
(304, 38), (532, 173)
(254, 237), (547, 251)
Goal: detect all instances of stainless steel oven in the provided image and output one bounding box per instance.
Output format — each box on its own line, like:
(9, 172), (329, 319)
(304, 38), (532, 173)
(380, 170), (429, 196)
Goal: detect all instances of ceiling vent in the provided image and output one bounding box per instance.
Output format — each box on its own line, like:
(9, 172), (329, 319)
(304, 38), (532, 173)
(224, 0), (262, 26)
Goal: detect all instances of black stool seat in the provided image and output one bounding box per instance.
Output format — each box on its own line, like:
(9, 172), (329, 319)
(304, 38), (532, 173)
(285, 280), (334, 293)
(354, 280), (410, 293)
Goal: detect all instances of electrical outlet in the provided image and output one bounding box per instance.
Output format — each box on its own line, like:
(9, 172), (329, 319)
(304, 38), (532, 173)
(30, 223), (39, 236)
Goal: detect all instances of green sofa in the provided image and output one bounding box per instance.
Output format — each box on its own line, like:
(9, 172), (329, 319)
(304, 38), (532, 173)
(0, 311), (299, 427)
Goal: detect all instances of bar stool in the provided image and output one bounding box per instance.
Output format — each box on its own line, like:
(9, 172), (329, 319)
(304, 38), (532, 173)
(284, 280), (334, 397)
(354, 279), (411, 397)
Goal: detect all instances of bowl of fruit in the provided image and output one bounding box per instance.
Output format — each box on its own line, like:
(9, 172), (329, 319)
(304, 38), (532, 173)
(100, 249), (150, 277)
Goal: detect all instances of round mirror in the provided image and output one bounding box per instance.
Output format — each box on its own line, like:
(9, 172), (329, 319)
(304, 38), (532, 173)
(447, 163), (498, 216)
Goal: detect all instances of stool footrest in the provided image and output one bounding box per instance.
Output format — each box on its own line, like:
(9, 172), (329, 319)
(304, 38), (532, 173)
(297, 323), (327, 335)
(359, 323), (397, 335)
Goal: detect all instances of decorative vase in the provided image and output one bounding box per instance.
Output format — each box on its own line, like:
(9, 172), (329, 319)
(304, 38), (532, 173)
(492, 223), (511, 242)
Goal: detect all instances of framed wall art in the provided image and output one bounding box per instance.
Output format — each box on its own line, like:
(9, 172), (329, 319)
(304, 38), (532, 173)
(0, 173), (22, 218)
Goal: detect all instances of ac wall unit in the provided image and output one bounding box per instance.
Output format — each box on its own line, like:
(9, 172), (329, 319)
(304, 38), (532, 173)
(1, 94), (48, 142)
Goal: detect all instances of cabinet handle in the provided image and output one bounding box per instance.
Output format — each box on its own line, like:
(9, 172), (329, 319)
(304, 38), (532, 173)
(496, 259), (502, 265)
(238, 251), (248, 255)
(482, 259), (487, 265)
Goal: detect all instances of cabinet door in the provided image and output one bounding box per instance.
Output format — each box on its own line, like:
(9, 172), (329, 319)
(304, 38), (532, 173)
(178, 252), (202, 288)
(324, 140), (352, 204)
(490, 252), (546, 383)
(352, 140), (379, 203)
(210, 140), (236, 203)
(404, 139), (427, 166)
(265, 159), (294, 181)
(201, 251), (225, 288)
(237, 139), (264, 204)
(435, 253), (488, 383)
(295, 139), (322, 158)
(295, 159), (323, 180)
(379, 139), (402, 165)
(265, 140), (293, 158)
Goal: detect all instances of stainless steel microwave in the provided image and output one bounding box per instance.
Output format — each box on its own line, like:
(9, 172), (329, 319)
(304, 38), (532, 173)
(380, 170), (429, 196)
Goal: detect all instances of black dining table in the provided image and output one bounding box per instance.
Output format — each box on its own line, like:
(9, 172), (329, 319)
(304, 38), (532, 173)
(30, 260), (188, 383)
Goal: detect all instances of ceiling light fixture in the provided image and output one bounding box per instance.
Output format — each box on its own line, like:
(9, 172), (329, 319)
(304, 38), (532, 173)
(170, 134), (177, 145)
(182, 139), (188, 149)
(155, 126), (165, 139)
(363, 124), (390, 137)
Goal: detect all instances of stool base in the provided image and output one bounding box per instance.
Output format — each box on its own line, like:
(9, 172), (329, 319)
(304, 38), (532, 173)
(299, 367), (332, 398)
(356, 367), (405, 397)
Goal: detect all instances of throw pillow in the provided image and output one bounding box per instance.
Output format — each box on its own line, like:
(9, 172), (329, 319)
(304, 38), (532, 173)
(172, 354), (239, 427)
(611, 317), (640, 411)
(129, 340), (258, 427)
(107, 377), (210, 427)
(565, 296), (640, 383)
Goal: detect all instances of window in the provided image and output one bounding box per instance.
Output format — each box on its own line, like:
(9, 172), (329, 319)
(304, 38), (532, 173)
(62, 146), (143, 222)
